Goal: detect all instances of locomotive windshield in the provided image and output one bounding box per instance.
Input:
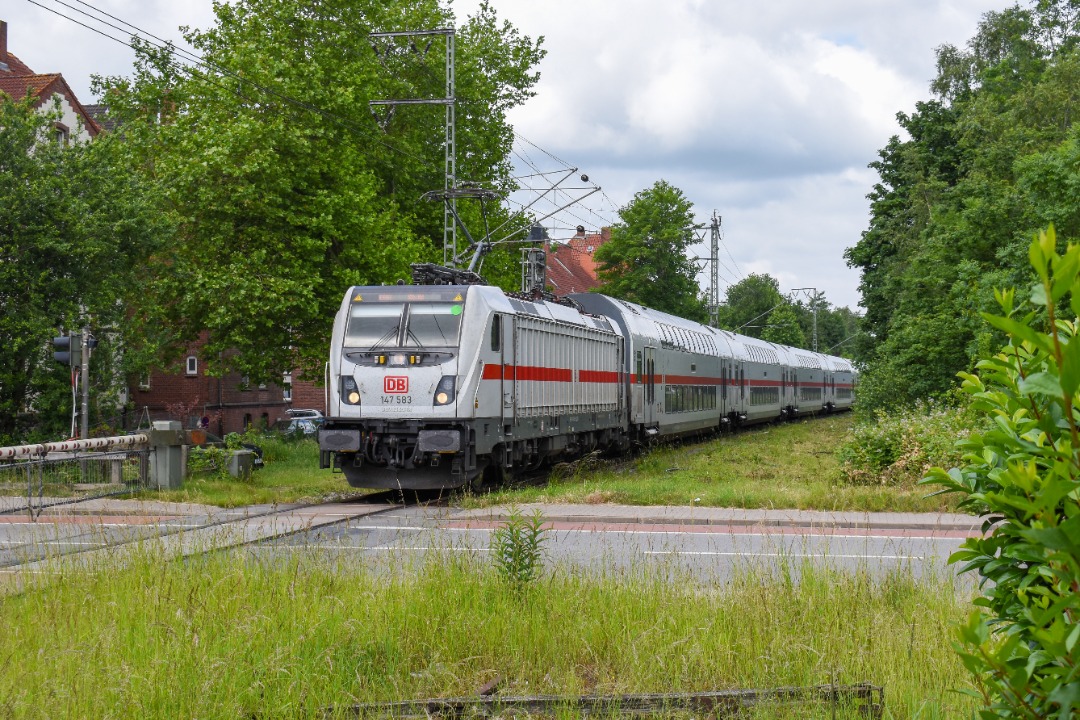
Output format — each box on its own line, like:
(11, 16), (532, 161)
(344, 301), (463, 348)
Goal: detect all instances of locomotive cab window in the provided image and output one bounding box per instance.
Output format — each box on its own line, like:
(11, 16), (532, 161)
(345, 301), (464, 348)
(346, 303), (404, 347)
(406, 303), (464, 347)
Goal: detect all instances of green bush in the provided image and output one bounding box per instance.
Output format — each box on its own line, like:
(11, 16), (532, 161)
(924, 226), (1080, 718)
(837, 397), (980, 486)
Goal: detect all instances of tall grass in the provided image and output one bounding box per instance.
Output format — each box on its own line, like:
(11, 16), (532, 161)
(0, 545), (973, 718)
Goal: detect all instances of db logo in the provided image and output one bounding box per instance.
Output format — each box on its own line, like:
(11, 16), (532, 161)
(384, 376), (408, 394)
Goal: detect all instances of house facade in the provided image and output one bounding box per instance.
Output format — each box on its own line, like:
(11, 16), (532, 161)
(0, 20), (100, 142)
(128, 356), (326, 436)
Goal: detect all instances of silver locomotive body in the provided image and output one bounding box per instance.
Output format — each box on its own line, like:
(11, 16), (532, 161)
(319, 285), (628, 489)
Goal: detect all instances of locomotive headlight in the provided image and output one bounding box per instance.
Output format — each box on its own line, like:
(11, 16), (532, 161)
(389, 353), (407, 367)
(433, 376), (456, 406)
(341, 376), (361, 405)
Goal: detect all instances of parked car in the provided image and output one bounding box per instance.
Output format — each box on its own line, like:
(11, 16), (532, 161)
(274, 409), (324, 436)
(274, 417), (320, 436)
(285, 408), (324, 421)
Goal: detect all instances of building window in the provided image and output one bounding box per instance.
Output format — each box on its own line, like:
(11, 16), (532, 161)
(185, 356), (198, 376)
(283, 386), (293, 402)
(138, 373), (151, 390)
(54, 122), (70, 145)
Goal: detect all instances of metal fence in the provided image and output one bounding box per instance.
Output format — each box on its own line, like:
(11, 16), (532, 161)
(0, 435), (149, 519)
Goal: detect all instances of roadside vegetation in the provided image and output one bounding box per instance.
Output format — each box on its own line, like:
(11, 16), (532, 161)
(472, 414), (965, 513)
(143, 433), (340, 507)
(1, 546), (974, 719)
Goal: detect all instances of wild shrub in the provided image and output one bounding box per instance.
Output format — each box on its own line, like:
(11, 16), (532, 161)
(924, 226), (1080, 718)
(187, 445), (231, 480)
(490, 507), (548, 588)
(837, 396), (979, 486)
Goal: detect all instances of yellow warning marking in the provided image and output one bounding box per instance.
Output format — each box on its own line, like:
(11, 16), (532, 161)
(353, 294), (363, 302)
(453, 293), (463, 301)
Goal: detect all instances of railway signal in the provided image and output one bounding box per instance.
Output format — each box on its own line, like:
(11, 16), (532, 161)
(52, 334), (81, 366)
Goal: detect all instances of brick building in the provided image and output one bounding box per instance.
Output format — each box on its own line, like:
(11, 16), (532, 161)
(127, 353), (325, 435)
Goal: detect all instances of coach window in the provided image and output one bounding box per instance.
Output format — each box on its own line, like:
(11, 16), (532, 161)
(491, 314), (501, 352)
(636, 351), (643, 381)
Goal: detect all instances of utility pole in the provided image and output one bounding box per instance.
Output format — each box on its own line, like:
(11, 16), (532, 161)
(790, 287), (819, 352)
(369, 28), (457, 264)
(693, 212), (722, 328)
(80, 325), (89, 439)
(708, 212), (721, 328)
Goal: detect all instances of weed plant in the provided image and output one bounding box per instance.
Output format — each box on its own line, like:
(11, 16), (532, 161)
(0, 545), (974, 718)
(490, 507), (548, 587)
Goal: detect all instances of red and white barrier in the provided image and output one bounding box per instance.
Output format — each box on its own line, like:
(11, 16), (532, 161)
(0, 434), (149, 459)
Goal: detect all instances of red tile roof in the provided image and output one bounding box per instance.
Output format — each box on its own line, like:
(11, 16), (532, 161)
(2, 50), (35, 76)
(544, 228), (612, 294)
(1, 31), (102, 138)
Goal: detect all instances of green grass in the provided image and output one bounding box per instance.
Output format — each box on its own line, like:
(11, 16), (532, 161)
(141, 437), (352, 507)
(470, 415), (962, 513)
(0, 546), (975, 718)
(130, 415), (965, 512)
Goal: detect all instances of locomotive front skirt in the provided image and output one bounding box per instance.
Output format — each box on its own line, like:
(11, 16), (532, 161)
(319, 284), (856, 490)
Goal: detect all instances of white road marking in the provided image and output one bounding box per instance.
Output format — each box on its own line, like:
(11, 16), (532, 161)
(346, 524), (964, 542)
(643, 550), (924, 560)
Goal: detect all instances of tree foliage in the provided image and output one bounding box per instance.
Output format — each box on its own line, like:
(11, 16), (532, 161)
(846, 0), (1080, 410)
(0, 98), (164, 442)
(716, 274), (784, 338)
(716, 274), (859, 354)
(96, 0), (544, 383)
(925, 226), (1080, 718)
(593, 180), (708, 322)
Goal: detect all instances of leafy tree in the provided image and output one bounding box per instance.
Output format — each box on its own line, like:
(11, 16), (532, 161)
(716, 273), (784, 338)
(96, 0), (544, 382)
(925, 226), (1080, 718)
(0, 98), (164, 442)
(593, 180), (708, 322)
(761, 303), (806, 347)
(846, 0), (1080, 411)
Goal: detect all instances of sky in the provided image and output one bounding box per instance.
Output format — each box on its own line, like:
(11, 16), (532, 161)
(4, 0), (1018, 310)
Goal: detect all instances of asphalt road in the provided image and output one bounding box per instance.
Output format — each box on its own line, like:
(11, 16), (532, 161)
(258, 503), (976, 582)
(0, 496), (980, 585)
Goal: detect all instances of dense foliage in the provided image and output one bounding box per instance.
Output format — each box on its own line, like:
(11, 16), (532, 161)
(593, 180), (709, 322)
(0, 99), (164, 442)
(838, 397), (978, 488)
(95, 0), (544, 384)
(846, 0), (1080, 410)
(925, 227), (1080, 718)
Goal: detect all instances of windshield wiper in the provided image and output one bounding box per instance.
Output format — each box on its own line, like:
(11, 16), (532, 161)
(368, 324), (400, 351)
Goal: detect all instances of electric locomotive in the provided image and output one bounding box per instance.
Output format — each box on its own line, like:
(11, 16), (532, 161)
(318, 284), (628, 489)
(319, 283), (856, 491)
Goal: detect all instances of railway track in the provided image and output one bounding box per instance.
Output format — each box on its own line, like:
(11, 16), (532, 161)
(0, 491), (447, 572)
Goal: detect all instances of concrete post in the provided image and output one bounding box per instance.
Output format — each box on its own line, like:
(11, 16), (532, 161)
(148, 420), (185, 490)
